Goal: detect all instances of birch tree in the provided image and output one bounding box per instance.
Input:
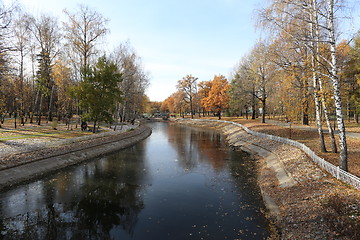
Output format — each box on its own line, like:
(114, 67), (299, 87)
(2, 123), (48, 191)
(325, 0), (347, 169)
(63, 5), (108, 77)
(258, 0), (348, 170)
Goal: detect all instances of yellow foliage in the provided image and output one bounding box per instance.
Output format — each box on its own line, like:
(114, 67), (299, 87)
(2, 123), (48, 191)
(203, 75), (229, 112)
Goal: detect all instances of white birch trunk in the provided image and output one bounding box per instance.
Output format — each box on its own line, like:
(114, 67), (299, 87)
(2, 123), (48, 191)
(311, 0), (327, 152)
(327, 0), (348, 171)
(318, 78), (337, 153)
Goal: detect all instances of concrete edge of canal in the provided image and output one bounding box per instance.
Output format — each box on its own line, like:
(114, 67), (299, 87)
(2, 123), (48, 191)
(175, 119), (360, 239)
(0, 125), (152, 191)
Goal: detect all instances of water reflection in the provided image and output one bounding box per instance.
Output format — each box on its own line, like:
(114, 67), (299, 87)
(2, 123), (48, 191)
(0, 145), (146, 239)
(0, 122), (270, 239)
(167, 124), (227, 171)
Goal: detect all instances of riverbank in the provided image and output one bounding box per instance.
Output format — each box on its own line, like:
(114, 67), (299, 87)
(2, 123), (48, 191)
(0, 124), (152, 191)
(177, 119), (360, 240)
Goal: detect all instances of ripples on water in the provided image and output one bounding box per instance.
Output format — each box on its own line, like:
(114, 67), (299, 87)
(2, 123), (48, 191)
(0, 122), (270, 239)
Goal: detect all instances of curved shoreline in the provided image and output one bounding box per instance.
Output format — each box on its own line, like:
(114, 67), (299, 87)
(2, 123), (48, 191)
(176, 119), (360, 239)
(0, 125), (152, 191)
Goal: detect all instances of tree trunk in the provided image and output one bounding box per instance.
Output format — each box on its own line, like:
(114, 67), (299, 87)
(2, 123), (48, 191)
(318, 78), (337, 153)
(92, 121), (96, 133)
(190, 97), (194, 119)
(302, 105), (309, 125)
(37, 94), (43, 125)
(251, 87), (256, 120)
(302, 81), (309, 125)
(310, 0), (327, 152)
(14, 112), (17, 129)
(327, 0), (347, 171)
(48, 85), (55, 122)
(31, 89), (40, 124)
(261, 99), (266, 123)
(122, 101), (127, 122)
(314, 93), (327, 152)
(322, 100), (337, 153)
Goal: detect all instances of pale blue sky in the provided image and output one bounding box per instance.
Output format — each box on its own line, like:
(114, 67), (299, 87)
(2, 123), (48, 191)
(4, 0), (360, 101)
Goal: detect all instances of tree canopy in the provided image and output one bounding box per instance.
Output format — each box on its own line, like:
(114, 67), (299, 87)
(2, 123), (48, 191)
(75, 56), (122, 132)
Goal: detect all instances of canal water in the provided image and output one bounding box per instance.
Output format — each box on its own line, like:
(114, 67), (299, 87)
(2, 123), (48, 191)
(0, 122), (270, 239)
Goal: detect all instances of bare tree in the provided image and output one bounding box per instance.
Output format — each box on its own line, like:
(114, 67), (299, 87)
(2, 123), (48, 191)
(12, 10), (32, 125)
(0, 3), (15, 126)
(63, 5), (108, 76)
(111, 42), (149, 122)
(177, 75), (198, 119)
(231, 55), (259, 120)
(251, 41), (276, 123)
(30, 14), (61, 123)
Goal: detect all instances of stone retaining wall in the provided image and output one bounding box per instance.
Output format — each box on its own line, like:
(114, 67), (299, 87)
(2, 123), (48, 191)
(0, 125), (152, 191)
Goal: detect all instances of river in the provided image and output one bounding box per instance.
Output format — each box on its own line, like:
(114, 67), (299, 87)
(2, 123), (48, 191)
(0, 122), (270, 239)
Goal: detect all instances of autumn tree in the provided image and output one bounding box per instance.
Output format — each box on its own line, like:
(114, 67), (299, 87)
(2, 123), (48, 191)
(111, 42), (149, 122)
(161, 94), (175, 113)
(231, 55), (259, 120)
(251, 42), (276, 123)
(198, 80), (212, 116)
(52, 59), (75, 121)
(337, 40), (354, 122)
(31, 14), (61, 124)
(177, 75), (198, 119)
(203, 75), (229, 120)
(63, 5), (108, 77)
(258, 0), (348, 170)
(266, 33), (313, 125)
(12, 10), (32, 124)
(140, 95), (151, 114)
(0, 3), (14, 125)
(75, 56), (122, 133)
(149, 101), (162, 115)
(342, 33), (360, 123)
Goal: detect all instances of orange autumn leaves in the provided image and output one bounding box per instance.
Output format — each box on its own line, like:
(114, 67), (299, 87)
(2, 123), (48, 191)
(202, 75), (230, 115)
(162, 75), (230, 118)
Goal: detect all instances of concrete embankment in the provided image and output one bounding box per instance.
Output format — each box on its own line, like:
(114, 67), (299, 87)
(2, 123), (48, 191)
(176, 119), (360, 239)
(0, 125), (152, 191)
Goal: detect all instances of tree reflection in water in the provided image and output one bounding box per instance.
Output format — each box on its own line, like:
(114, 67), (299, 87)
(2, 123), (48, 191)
(0, 122), (270, 240)
(0, 145), (146, 239)
(167, 123), (227, 171)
